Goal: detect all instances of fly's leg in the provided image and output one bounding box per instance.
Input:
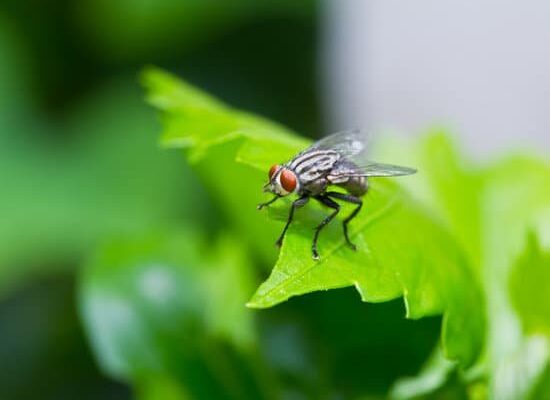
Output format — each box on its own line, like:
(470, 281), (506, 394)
(275, 196), (309, 247)
(257, 195), (280, 210)
(312, 196), (340, 260)
(326, 191), (362, 250)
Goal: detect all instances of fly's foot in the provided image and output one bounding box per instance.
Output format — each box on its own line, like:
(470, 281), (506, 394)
(275, 238), (283, 248)
(257, 196), (279, 210)
(343, 226), (357, 251)
(312, 248), (320, 261)
(257, 202), (271, 210)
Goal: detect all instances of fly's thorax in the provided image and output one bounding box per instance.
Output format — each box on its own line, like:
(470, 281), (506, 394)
(289, 150), (341, 184)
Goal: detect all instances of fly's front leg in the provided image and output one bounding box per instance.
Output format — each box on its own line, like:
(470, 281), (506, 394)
(275, 195), (309, 247)
(257, 195), (280, 210)
(326, 191), (362, 250)
(312, 195), (340, 260)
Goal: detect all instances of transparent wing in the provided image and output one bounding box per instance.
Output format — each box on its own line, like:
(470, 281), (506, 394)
(295, 129), (415, 178)
(299, 129), (369, 158)
(329, 161), (417, 178)
(358, 162), (417, 177)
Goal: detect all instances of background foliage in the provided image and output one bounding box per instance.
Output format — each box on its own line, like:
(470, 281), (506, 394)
(0, 1), (549, 399)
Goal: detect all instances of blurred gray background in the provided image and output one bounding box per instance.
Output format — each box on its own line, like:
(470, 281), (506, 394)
(323, 0), (550, 158)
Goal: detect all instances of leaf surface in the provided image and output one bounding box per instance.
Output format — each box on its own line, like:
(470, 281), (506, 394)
(143, 68), (485, 367)
(79, 231), (264, 399)
(379, 134), (550, 398)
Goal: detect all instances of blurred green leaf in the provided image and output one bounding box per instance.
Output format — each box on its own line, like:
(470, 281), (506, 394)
(0, 274), (131, 400)
(390, 347), (457, 400)
(0, 78), (204, 296)
(79, 231), (267, 399)
(374, 133), (486, 398)
(0, 14), (32, 119)
(510, 233), (550, 336)
(136, 374), (191, 400)
(258, 291), (441, 398)
(374, 132), (483, 276)
(529, 366), (550, 400)
(378, 134), (550, 398)
(142, 66), (307, 162)
(142, 68), (485, 368)
(482, 156), (550, 400)
(76, 0), (315, 61)
(506, 234), (550, 399)
(142, 67), (308, 262)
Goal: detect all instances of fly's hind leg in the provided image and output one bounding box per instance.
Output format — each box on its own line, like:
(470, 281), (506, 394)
(326, 191), (363, 251)
(312, 195), (340, 260)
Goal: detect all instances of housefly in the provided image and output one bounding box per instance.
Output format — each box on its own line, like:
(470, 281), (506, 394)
(258, 130), (416, 260)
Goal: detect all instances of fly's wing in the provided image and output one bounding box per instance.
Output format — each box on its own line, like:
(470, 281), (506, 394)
(293, 130), (415, 180)
(358, 162), (417, 177)
(287, 130), (369, 184)
(329, 161), (417, 179)
(297, 129), (368, 158)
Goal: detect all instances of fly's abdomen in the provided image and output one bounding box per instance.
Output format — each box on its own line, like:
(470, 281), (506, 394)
(327, 160), (368, 196)
(337, 176), (368, 196)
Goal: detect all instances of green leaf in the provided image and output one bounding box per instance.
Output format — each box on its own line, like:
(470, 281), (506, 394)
(374, 131), (483, 275)
(248, 179), (484, 366)
(136, 373), (191, 400)
(142, 68), (485, 368)
(374, 132), (487, 396)
(79, 231), (265, 399)
(379, 135), (550, 398)
(0, 79), (202, 296)
(142, 67), (308, 262)
(506, 233), (550, 399)
(481, 157), (550, 399)
(142, 66), (307, 163)
(76, 0), (315, 61)
(390, 347), (457, 400)
(510, 233), (550, 336)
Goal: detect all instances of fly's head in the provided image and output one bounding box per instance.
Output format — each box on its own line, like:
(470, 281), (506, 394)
(264, 164), (299, 196)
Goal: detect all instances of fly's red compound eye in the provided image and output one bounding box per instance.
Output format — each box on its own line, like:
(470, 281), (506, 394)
(269, 164), (280, 179)
(280, 169), (297, 192)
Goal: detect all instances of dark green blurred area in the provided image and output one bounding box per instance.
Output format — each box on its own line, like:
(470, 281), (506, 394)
(0, 1), (443, 399)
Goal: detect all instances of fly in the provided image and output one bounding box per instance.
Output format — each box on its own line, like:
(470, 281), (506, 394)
(257, 130), (416, 260)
